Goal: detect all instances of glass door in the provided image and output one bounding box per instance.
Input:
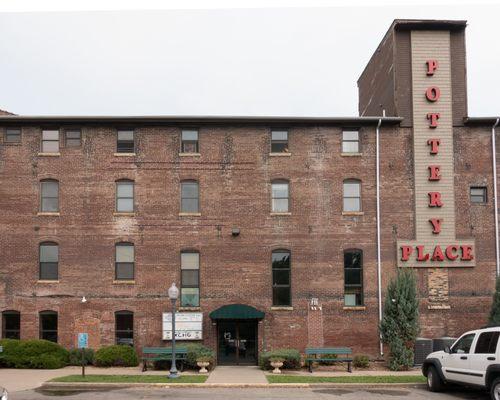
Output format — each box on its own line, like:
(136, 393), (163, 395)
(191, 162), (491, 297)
(217, 320), (257, 365)
(218, 321), (238, 365)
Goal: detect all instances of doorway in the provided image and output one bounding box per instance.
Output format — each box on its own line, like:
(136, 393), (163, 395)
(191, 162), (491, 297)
(217, 320), (258, 365)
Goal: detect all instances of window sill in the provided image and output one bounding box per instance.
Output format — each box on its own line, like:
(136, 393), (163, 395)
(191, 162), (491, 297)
(270, 212), (292, 216)
(114, 153), (136, 157)
(37, 280), (60, 284)
(3, 142), (22, 146)
(38, 152), (61, 157)
(179, 306), (201, 311)
(341, 152), (362, 157)
(342, 211), (364, 216)
(343, 306), (366, 311)
(113, 212), (135, 217)
(179, 212), (201, 217)
(269, 153), (292, 157)
(113, 280), (136, 284)
(271, 306), (294, 311)
(37, 212), (60, 216)
(179, 153), (201, 157)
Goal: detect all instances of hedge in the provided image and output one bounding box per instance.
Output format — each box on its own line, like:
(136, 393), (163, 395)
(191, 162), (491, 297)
(0, 339), (69, 369)
(94, 345), (139, 367)
(68, 348), (95, 366)
(353, 354), (370, 369)
(259, 348), (301, 370)
(185, 344), (215, 369)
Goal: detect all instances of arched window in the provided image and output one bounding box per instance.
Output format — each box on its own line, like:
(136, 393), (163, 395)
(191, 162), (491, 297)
(39, 242), (59, 280)
(181, 251), (200, 307)
(343, 179), (361, 212)
(181, 180), (199, 213)
(116, 180), (134, 212)
(272, 249), (291, 306)
(39, 310), (58, 342)
(344, 249), (363, 306)
(115, 242), (134, 280)
(115, 311), (134, 346)
(2, 310), (20, 339)
(40, 179), (59, 212)
(271, 180), (289, 213)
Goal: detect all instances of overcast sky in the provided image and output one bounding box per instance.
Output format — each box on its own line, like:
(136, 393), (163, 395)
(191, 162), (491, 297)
(0, 2), (499, 117)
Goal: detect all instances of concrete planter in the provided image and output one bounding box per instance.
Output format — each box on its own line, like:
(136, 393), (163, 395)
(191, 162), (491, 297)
(270, 361), (284, 374)
(197, 361), (210, 373)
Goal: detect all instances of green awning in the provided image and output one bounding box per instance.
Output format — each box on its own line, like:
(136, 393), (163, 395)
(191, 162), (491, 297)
(209, 304), (265, 320)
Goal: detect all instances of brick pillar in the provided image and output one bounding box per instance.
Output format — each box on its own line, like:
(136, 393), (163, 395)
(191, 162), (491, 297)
(307, 299), (324, 347)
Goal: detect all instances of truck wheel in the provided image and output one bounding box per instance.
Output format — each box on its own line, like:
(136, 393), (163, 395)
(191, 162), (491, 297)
(490, 377), (500, 400)
(426, 366), (444, 392)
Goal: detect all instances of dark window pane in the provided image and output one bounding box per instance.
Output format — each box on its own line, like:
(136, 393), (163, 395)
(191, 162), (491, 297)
(344, 251), (362, 269)
(272, 252), (290, 268)
(182, 269), (199, 286)
(116, 263), (134, 280)
(272, 287), (291, 306)
(115, 312), (134, 346)
(40, 312), (58, 343)
(117, 131), (134, 153)
(470, 187), (486, 203)
(40, 262), (58, 280)
(345, 268), (362, 286)
(451, 334), (475, 354)
(273, 269), (290, 285)
(65, 130), (81, 147)
(271, 142), (288, 153)
(5, 128), (21, 143)
(2, 312), (20, 339)
(475, 332), (500, 354)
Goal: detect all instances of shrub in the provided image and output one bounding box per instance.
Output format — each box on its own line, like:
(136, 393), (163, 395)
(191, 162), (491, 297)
(489, 276), (500, 325)
(380, 269), (420, 371)
(353, 354), (370, 369)
(68, 348), (95, 366)
(259, 349), (301, 370)
(95, 345), (138, 367)
(0, 339), (69, 369)
(185, 344), (215, 369)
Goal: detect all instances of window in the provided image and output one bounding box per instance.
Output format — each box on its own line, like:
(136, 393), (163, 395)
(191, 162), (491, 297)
(39, 242), (59, 280)
(272, 250), (291, 306)
(470, 187), (487, 204)
(181, 181), (199, 213)
(451, 333), (476, 354)
(475, 331), (500, 354)
(2, 311), (20, 339)
(271, 180), (289, 213)
(181, 251), (200, 307)
(39, 311), (58, 342)
(342, 129), (359, 153)
(344, 249), (363, 306)
(65, 129), (81, 147)
(40, 180), (59, 212)
(5, 128), (21, 143)
(343, 179), (361, 212)
(117, 130), (134, 153)
(116, 180), (134, 213)
(115, 311), (134, 346)
(41, 130), (59, 153)
(181, 130), (199, 153)
(271, 130), (288, 153)
(115, 243), (134, 280)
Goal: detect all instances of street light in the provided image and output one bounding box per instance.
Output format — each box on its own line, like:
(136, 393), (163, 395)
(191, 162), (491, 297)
(168, 282), (180, 379)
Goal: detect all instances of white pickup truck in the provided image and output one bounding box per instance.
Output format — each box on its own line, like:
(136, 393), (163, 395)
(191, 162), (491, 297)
(422, 326), (500, 399)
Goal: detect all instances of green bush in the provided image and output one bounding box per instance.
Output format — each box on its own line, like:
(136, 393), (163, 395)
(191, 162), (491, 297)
(353, 355), (370, 369)
(185, 344), (215, 369)
(259, 349), (301, 370)
(489, 276), (500, 325)
(68, 348), (95, 366)
(95, 345), (138, 367)
(0, 339), (69, 369)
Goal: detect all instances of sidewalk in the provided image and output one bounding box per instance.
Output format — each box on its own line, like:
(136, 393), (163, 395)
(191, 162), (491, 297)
(206, 366), (267, 384)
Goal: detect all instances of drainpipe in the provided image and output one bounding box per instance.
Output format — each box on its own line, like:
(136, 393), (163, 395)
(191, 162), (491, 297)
(376, 116), (383, 357)
(492, 118), (500, 276)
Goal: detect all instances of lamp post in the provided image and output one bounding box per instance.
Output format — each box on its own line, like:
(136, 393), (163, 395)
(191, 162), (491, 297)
(168, 282), (179, 379)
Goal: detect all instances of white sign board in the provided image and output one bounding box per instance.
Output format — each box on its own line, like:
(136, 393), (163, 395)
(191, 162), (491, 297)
(162, 312), (203, 340)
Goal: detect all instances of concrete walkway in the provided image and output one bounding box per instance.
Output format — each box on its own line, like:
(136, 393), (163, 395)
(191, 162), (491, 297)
(206, 366), (267, 384)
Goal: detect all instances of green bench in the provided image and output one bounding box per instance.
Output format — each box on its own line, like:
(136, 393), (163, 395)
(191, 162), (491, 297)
(141, 347), (188, 372)
(305, 347), (353, 373)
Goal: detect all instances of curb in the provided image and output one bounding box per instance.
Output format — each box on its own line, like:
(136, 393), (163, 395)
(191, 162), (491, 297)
(40, 382), (427, 390)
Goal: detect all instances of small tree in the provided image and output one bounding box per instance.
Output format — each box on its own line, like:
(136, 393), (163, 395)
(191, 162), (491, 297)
(380, 269), (420, 371)
(489, 276), (500, 326)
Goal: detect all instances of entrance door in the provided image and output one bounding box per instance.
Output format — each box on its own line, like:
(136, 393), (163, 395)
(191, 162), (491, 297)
(217, 320), (257, 365)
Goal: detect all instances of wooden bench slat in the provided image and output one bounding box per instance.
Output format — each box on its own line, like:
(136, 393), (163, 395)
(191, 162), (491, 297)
(305, 347), (353, 374)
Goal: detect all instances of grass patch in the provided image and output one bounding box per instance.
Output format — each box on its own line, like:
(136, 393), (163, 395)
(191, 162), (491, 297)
(50, 375), (207, 384)
(266, 375), (426, 384)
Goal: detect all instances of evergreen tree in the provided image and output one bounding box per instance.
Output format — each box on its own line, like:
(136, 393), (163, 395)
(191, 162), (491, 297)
(380, 269), (420, 371)
(488, 276), (500, 326)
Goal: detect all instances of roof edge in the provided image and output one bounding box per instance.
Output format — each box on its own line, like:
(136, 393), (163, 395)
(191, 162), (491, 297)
(464, 117), (500, 125)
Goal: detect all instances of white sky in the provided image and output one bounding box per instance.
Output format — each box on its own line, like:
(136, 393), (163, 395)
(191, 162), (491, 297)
(0, 0), (499, 117)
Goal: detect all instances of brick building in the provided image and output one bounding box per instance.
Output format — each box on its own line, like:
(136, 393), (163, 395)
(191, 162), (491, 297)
(0, 19), (499, 365)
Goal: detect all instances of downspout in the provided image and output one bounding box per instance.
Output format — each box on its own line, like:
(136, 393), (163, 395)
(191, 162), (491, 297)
(376, 116), (383, 357)
(492, 118), (500, 276)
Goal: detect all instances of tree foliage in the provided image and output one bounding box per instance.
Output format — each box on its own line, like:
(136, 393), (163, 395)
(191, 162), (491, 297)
(380, 269), (420, 371)
(489, 276), (500, 326)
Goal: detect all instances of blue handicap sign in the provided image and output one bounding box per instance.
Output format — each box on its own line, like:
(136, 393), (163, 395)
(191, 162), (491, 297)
(77, 333), (88, 349)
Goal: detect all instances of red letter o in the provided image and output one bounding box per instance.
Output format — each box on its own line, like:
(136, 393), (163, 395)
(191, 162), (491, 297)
(426, 86), (441, 102)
